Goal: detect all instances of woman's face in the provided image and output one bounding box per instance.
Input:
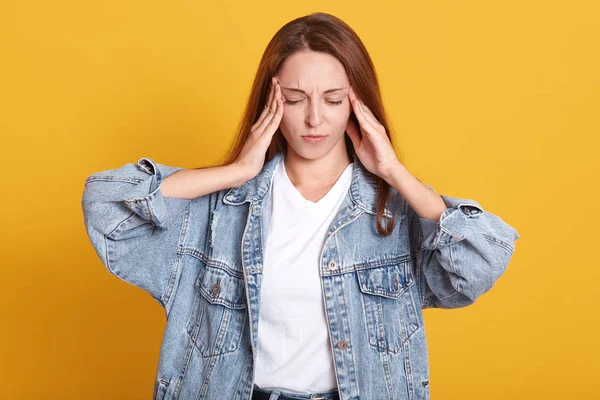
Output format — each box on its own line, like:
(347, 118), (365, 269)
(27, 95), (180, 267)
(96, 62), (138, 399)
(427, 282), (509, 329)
(275, 50), (352, 161)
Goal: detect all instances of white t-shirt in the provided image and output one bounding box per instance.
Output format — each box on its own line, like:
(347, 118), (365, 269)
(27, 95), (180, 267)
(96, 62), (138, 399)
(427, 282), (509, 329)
(254, 156), (354, 393)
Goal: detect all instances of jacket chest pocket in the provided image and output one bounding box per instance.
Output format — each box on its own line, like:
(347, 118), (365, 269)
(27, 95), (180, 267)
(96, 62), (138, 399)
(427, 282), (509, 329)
(186, 264), (247, 357)
(356, 259), (420, 354)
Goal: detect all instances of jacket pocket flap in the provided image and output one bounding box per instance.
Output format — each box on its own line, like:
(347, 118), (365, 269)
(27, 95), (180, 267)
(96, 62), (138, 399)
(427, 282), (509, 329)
(357, 261), (414, 299)
(196, 265), (247, 309)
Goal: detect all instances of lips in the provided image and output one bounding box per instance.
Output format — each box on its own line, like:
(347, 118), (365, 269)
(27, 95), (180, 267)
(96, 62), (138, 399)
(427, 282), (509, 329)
(301, 135), (327, 143)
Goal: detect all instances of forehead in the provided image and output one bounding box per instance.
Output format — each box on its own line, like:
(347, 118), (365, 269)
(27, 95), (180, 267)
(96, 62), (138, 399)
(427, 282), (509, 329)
(277, 50), (349, 88)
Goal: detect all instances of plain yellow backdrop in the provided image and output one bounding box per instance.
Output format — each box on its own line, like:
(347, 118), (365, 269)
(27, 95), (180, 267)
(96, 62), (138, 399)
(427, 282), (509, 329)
(1, 0), (599, 398)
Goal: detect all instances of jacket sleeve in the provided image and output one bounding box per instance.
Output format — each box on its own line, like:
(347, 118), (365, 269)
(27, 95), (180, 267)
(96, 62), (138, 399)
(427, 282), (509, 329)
(81, 157), (189, 309)
(408, 184), (520, 309)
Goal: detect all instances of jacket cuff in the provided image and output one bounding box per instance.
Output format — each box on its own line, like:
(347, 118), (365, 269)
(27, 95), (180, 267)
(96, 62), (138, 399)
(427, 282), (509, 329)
(418, 185), (519, 251)
(122, 157), (171, 229)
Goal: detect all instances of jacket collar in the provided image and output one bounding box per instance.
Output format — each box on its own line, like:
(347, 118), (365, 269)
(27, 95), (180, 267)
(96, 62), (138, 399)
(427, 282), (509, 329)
(223, 151), (379, 214)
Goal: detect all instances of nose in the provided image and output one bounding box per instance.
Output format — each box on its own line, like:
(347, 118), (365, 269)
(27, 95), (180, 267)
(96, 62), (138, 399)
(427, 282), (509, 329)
(305, 100), (323, 127)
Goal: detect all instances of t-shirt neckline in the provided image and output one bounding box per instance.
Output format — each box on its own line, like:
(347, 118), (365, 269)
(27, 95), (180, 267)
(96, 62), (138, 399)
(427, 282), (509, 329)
(275, 157), (353, 215)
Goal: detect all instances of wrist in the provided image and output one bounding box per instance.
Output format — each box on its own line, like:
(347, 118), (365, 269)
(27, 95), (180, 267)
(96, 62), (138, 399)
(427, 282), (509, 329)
(380, 158), (406, 186)
(227, 162), (254, 187)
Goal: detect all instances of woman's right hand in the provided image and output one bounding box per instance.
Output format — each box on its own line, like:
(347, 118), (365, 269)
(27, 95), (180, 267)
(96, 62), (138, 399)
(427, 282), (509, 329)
(233, 76), (284, 180)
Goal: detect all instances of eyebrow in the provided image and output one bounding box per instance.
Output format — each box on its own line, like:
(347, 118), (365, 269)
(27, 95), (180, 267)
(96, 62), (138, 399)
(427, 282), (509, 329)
(280, 86), (348, 95)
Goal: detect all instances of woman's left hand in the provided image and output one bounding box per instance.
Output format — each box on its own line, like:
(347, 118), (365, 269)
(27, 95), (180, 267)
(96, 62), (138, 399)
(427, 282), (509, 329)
(346, 86), (400, 181)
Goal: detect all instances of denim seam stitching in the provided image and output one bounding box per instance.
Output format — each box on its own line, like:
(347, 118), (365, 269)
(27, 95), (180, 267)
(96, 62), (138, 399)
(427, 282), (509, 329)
(84, 175), (143, 184)
(337, 269), (361, 397)
(178, 248), (244, 279)
(163, 202), (191, 314)
(482, 233), (514, 253)
(449, 244), (462, 294)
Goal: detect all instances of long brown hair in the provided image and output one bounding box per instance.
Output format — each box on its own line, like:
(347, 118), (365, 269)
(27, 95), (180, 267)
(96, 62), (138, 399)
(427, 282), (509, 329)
(219, 12), (401, 236)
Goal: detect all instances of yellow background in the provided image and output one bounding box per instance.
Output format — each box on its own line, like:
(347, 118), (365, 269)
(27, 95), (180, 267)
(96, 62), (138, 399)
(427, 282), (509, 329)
(2, 0), (598, 398)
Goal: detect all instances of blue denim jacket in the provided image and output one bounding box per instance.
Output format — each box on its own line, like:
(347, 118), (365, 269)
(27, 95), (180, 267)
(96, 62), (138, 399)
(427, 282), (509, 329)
(81, 151), (520, 400)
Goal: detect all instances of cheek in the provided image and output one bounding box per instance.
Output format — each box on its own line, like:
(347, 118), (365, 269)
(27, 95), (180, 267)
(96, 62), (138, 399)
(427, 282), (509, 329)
(332, 107), (352, 128)
(280, 108), (302, 131)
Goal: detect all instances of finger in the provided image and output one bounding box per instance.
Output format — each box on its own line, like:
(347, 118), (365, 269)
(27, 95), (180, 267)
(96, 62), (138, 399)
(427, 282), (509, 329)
(345, 118), (361, 149)
(252, 100), (273, 132)
(271, 82), (280, 112)
(254, 93), (278, 135)
(267, 76), (276, 109)
(348, 85), (357, 102)
(255, 102), (277, 135)
(349, 87), (367, 122)
(349, 87), (384, 134)
(359, 99), (376, 121)
(349, 96), (378, 141)
(359, 101), (385, 134)
(357, 100), (385, 136)
(270, 98), (284, 129)
(262, 99), (284, 140)
(273, 77), (283, 103)
(276, 79), (285, 104)
(252, 78), (277, 131)
(352, 98), (378, 138)
(348, 89), (361, 116)
(359, 100), (381, 129)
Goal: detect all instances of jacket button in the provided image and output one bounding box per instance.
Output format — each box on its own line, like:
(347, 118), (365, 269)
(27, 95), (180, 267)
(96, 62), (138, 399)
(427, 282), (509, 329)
(460, 205), (482, 216)
(248, 345), (253, 351)
(336, 340), (348, 350)
(211, 279), (221, 297)
(328, 261), (337, 271)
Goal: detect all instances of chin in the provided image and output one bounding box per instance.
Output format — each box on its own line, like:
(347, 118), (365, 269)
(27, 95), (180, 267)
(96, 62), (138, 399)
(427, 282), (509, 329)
(288, 141), (340, 161)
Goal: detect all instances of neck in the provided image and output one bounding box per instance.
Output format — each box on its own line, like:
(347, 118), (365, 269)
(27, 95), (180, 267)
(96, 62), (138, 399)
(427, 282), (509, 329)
(283, 143), (352, 188)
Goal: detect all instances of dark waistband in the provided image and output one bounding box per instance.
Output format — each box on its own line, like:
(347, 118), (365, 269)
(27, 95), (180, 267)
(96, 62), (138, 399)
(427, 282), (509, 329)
(252, 384), (340, 400)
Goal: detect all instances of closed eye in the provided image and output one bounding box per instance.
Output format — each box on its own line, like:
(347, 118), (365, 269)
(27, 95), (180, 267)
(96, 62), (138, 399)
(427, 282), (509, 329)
(283, 99), (344, 106)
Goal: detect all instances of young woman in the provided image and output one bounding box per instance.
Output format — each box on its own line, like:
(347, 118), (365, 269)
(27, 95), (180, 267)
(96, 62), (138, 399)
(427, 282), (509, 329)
(82, 12), (520, 400)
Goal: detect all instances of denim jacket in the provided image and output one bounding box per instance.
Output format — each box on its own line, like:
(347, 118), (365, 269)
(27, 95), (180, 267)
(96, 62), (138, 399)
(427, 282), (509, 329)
(81, 151), (520, 400)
